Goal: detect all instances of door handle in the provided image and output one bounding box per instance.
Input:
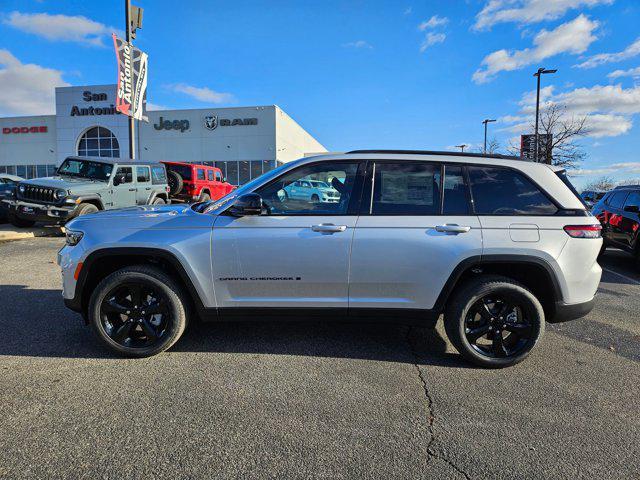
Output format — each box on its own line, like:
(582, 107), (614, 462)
(311, 224), (347, 233)
(435, 224), (471, 234)
(129, 188), (137, 192)
(145, 187), (151, 190)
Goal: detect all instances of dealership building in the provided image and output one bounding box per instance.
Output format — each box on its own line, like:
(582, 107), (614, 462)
(0, 84), (327, 185)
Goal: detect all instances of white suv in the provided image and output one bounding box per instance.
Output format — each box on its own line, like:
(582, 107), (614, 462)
(58, 151), (602, 367)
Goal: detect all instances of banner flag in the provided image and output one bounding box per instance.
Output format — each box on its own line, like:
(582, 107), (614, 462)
(112, 34), (148, 122)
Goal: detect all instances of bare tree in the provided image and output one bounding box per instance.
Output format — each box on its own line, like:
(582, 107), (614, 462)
(535, 104), (588, 169)
(582, 176), (615, 192)
(485, 137), (501, 154)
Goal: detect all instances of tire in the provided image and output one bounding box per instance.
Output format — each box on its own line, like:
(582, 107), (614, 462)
(167, 170), (184, 196)
(311, 194), (320, 203)
(598, 243), (607, 259)
(75, 202), (99, 217)
(444, 275), (545, 368)
(8, 213), (35, 228)
(152, 197), (166, 205)
(199, 192), (210, 202)
(88, 265), (187, 357)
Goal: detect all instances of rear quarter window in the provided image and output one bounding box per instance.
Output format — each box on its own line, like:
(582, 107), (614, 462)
(609, 191), (629, 209)
(151, 166), (167, 185)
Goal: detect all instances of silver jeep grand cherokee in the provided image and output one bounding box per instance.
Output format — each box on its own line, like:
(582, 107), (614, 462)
(58, 150), (602, 368)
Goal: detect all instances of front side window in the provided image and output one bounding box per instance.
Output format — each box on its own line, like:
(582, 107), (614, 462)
(215, 171), (222, 181)
(115, 166), (133, 184)
(468, 166), (557, 215)
(136, 166), (150, 183)
(608, 192), (628, 209)
(371, 162), (441, 215)
(624, 191), (640, 208)
(256, 162), (359, 215)
(57, 159), (113, 181)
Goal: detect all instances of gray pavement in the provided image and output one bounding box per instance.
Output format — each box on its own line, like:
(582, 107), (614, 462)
(0, 238), (638, 479)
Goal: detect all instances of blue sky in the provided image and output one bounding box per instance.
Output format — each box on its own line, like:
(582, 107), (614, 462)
(0, 0), (639, 188)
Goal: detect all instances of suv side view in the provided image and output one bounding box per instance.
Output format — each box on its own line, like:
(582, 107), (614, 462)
(283, 179), (340, 203)
(162, 161), (235, 203)
(592, 185), (640, 268)
(3, 157), (170, 227)
(58, 151), (602, 368)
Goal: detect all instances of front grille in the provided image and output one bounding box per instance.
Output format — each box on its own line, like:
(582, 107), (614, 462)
(19, 184), (56, 204)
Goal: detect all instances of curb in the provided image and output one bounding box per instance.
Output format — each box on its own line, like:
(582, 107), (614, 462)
(0, 225), (65, 242)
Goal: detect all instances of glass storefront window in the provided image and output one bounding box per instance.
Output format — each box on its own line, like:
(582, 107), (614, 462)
(239, 161), (250, 185)
(16, 165), (26, 178)
(226, 161), (238, 185)
(262, 160), (274, 174)
(251, 161), (262, 180)
(215, 161), (227, 179)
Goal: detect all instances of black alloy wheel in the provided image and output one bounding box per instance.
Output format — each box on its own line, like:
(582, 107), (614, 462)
(464, 295), (533, 358)
(100, 282), (170, 348)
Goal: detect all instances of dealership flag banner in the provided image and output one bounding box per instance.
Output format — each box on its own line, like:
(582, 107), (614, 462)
(520, 133), (552, 160)
(112, 34), (148, 122)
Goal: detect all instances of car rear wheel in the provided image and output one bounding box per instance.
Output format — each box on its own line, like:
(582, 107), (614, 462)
(444, 275), (545, 368)
(167, 170), (184, 195)
(88, 265), (187, 357)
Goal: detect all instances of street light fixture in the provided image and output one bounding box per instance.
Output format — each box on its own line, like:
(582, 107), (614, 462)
(455, 144), (467, 152)
(533, 67), (557, 163)
(482, 119), (496, 153)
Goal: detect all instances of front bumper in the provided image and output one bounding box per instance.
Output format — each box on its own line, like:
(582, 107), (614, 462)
(548, 297), (596, 323)
(3, 199), (78, 223)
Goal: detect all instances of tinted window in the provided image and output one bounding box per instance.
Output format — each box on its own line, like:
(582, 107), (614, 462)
(239, 161), (250, 185)
(369, 162), (441, 215)
(207, 170), (214, 181)
(115, 167), (133, 184)
(197, 169), (206, 181)
(624, 191), (640, 208)
(136, 166), (150, 183)
(608, 192), (628, 209)
(215, 171), (222, 181)
(443, 165), (470, 215)
(468, 166), (557, 215)
(257, 162), (359, 215)
(151, 166), (167, 185)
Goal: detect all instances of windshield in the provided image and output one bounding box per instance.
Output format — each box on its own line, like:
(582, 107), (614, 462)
(57, 159), (113, 181)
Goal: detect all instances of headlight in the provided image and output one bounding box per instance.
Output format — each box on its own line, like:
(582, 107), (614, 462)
(19, 184), (25, 193)
(65, 230), (84, 246)
(54, 189), (68, 200)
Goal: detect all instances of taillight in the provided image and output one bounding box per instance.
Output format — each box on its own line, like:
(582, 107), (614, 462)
(563, 224), (602, 238)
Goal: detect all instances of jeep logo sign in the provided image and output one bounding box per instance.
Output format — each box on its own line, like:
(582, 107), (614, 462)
(154, 117), (190, 132)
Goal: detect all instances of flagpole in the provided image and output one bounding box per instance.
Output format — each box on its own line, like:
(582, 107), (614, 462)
(125, 0), (135, 160)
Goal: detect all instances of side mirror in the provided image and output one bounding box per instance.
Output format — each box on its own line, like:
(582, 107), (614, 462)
(228, 193), (262, 216)
(113, 174), (125, 186)
(624, 205), (640, 213)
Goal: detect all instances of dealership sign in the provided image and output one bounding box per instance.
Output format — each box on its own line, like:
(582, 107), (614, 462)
(521, 134), (553, 160)
(3, 126), (48, 134)
(154, 117), (190, 132)
(112, 34), (148, 121)
(70, 90), (117, 116)
(203, 114), (258, 130)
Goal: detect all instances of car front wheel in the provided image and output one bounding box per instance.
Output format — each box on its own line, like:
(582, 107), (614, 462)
(88, 265), (187, 357)
(444, 275), (545, 368)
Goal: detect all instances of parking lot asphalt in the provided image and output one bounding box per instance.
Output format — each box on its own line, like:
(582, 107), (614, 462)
(0, 238), (638, 479)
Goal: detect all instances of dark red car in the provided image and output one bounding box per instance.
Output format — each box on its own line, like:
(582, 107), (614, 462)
(161, 161), (235, 202)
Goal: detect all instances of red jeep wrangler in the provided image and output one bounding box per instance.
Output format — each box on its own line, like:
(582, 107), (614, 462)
(161, 162), (235, 202)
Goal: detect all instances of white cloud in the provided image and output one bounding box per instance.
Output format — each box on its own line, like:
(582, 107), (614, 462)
(571, 162), (640, 176)
(473, 15), (599, 83)
(146, 102), (168, 111)
(3, 11), (119, 47)
(342, 40), (373, 49)
(404, 7), (413, 15)
(419, 15), (449, 31)
(170, 83), (235, 104)
(553, 84), (640, 115)
(420, 33), (446, 52)
(575, 37), (640, 68)
(608, 66), (640, 79)
(473, 0), (613, 31)
(0, 49), (69, 115)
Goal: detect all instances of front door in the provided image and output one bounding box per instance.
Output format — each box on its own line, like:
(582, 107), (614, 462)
(212, 160), (364, 311)
(349, 161), (482, 311)
(112, 166), (136, 207)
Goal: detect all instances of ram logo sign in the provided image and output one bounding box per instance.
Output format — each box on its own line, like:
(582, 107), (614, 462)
(204, 115), (218, 131)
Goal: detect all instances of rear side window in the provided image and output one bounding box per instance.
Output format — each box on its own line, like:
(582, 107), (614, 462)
(609, 192), (628, 209)
(151, 166), (167, 185)
(443, 165), (471, 215)
(468, 166), (557, 215)
(136, 166), (150, 183)
(207, 170), (214, 181)
(556, 170), (586, 208)
(371, 162), (441, 215)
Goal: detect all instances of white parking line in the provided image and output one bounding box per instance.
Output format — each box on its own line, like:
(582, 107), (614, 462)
(602, 267), (640, 286)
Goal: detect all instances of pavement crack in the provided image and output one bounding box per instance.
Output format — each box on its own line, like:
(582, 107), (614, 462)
(405, 327), (472, 480)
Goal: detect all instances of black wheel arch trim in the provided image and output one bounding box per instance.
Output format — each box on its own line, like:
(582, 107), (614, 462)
(432, 254), (564, 314)
(70, 247), (208, 318)
(74, 194), (105, 210)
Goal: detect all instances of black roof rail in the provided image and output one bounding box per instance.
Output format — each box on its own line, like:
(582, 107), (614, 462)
(345, 149), (527, 161)
(614, 184), (640, 189)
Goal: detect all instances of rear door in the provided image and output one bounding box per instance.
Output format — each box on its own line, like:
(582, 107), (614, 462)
(620, 191), (640, 250)
(112, 166), (136, 207)
(349, 161), (482, 311)
(604, 191), (630, 247)
(135, 166), (152, 204)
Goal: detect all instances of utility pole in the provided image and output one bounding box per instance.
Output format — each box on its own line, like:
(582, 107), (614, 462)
(455, 144), (467, 152)
(125, 0), (135, 160)
(482, 119), (496, 153)
(533, 67), (557, 163)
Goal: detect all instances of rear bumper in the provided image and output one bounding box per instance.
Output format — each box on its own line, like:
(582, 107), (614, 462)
(548, 297), (596, 323)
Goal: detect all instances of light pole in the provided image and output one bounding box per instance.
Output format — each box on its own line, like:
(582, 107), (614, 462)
(482, 119), (496, 153)
(533, 67), (556, 163)
(455, 144), (467, 152)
